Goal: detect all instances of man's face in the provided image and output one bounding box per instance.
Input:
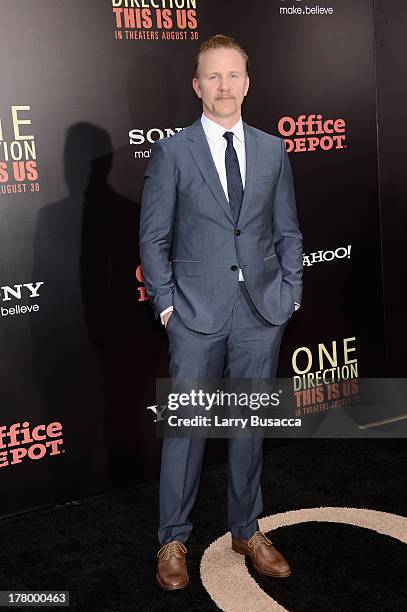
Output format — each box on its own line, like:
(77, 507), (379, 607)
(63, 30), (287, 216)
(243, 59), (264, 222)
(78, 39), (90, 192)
(192, 47), (249, 124)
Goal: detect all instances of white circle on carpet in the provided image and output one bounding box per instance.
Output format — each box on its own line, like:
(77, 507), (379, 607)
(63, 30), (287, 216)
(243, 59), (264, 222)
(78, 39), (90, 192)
(200, 507), (407, 611)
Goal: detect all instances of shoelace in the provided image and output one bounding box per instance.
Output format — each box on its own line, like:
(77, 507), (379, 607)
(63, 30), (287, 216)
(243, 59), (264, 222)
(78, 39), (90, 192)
(157, 541), (187, 561)
(247, 531), (273, 556)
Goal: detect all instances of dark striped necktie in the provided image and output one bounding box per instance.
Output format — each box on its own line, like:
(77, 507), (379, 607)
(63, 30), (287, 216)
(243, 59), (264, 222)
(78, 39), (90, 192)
(223, 131), (243, 224)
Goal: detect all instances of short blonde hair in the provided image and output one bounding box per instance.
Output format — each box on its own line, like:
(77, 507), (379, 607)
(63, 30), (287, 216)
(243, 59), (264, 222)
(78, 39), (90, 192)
(194, 34), (250, 77)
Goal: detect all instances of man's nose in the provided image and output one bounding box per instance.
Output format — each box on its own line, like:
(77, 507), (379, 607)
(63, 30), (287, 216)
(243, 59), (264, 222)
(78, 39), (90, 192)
(218, 78), (229, 91)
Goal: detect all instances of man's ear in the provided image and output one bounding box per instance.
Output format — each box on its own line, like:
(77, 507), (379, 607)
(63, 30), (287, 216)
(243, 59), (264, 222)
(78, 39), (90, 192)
(192, 77), (202, 99)
(244, 75), (250, 97)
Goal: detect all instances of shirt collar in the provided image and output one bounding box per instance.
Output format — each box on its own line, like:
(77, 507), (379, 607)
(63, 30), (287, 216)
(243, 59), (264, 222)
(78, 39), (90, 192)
(201, 113), (244, 144)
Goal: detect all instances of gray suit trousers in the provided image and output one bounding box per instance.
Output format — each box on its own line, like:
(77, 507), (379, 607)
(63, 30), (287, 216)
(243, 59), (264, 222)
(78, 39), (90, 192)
(158, 282), (288, 544)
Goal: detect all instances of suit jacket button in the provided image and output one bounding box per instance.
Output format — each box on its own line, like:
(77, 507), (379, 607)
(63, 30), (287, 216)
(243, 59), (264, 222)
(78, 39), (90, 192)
(235, 229), (241, 236)
(231, 265), (238, 271)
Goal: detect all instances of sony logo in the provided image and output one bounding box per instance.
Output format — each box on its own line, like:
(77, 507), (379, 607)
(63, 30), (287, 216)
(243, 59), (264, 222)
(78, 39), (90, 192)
(129, 127), (183, 145)
(0, 282), (44, 302)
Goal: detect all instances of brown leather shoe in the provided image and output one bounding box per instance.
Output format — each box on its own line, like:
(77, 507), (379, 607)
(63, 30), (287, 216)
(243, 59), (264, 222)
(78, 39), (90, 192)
(156, 541), (189, 590)
(232, 531), (292, 577)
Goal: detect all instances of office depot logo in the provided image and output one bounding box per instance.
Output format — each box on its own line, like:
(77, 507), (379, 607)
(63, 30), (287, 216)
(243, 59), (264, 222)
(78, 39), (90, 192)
(278, 114), (346, 153)
(0, 421), (64, 468)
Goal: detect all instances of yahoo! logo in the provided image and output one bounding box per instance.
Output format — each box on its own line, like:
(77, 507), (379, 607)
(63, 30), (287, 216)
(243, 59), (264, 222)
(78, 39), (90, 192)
(278, 114), (346, 153)
(0, 421), (64, 468)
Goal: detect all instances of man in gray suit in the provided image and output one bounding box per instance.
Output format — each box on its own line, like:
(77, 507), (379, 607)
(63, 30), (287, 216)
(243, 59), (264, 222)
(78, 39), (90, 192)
(140, 34), (303, 590)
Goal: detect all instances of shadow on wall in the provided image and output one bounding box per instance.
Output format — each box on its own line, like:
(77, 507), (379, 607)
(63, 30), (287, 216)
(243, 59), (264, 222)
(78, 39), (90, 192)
(30, 106), (167, 503)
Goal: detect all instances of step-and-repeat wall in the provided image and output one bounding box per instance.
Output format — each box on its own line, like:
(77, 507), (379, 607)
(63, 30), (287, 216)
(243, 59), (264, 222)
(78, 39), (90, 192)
(0, 0), (385, 517)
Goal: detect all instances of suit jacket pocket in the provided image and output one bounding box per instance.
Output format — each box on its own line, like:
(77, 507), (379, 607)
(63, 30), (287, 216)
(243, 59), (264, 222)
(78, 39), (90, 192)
(263, 254), (280, 270)
(257, 173), (277, 183)
(171, 260), (205, 277)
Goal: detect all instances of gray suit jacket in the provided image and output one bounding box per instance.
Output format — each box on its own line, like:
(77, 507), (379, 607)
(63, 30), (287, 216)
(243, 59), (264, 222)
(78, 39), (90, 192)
(140, 117), (303, 333)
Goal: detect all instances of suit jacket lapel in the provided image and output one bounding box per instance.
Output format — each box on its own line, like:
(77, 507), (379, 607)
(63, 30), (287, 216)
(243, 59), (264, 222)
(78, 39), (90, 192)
(237, 122), (259, 227)
(186, 118), (234, 224)
(186, 118), (259, 226)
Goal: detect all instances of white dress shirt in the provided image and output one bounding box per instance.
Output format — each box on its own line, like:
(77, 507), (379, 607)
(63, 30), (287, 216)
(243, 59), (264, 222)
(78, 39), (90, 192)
(200, 112), (246, 195)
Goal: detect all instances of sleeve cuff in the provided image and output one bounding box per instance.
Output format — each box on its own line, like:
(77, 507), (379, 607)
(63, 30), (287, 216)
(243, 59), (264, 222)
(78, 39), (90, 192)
(160, 306), (174, 325)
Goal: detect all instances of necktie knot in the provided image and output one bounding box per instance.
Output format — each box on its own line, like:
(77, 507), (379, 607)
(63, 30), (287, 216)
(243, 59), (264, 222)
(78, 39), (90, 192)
(223, 131), (234, 145)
